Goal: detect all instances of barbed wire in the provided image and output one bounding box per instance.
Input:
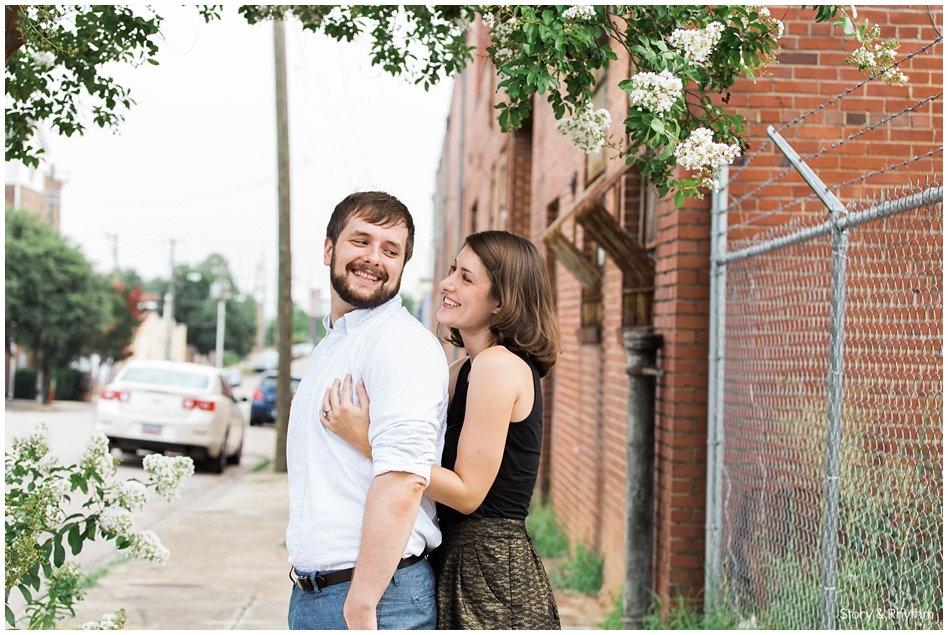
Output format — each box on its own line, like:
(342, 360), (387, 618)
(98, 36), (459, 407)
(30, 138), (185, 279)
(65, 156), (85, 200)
(725, 92), (942, 214)
(727, 36), (943, 186)
(727, 147), (944, 233)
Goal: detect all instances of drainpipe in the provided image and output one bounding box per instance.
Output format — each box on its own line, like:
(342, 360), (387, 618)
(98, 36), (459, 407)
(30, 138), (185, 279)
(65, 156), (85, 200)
(622, 328), (664, 629)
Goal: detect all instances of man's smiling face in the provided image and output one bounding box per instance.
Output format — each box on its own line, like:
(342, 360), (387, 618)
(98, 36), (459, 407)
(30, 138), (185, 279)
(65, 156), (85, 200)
(325, 213), (407, 312)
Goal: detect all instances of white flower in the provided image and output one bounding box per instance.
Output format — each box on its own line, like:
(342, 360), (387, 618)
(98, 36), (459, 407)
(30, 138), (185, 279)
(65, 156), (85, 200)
(53, 561), (82, 581)
(80, 432), (117, 478)
(110, 480), (148, 511)
(13, 423), (51, 462)
(129, 530), (170, 564)
(99, 507), (135, 536)
(627, 70), (683, 114)
(556, 104), (612, 153)
(45, 476), (71, 503)
(669, 21), (725, 65)
(482, 12), (496, 29)
(563, 5), (595, 21)
(31, 50), (56, 69)
(37, 451), (58, 475)
(742, 7), (784, 39)
(490, 17), (520, 66)
(674, 127), (741, 189)
(81, 610), (126, 630)
(143, 454), (194, 502)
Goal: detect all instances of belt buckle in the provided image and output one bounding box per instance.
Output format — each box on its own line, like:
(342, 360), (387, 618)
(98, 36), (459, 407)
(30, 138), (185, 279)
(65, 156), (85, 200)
(290, 567), (315, 592)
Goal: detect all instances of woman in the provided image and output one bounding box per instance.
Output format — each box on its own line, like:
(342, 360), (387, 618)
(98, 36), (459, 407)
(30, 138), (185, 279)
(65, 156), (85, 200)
(321, 230), (561, 629)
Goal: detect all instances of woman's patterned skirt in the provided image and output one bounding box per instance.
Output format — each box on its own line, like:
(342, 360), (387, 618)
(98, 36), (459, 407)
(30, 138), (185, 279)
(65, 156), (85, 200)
(432, 516), (561, 630)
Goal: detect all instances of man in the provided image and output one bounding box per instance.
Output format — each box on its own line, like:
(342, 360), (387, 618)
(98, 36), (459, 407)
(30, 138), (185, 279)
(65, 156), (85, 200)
(285, 192), (448, 629)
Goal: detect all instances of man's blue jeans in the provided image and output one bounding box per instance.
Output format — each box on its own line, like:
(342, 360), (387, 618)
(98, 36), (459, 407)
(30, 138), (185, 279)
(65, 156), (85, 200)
(288, 559), (436, 630)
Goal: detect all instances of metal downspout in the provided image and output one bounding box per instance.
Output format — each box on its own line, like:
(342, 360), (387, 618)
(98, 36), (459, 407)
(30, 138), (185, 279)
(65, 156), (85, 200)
(622, 329), (664, 628)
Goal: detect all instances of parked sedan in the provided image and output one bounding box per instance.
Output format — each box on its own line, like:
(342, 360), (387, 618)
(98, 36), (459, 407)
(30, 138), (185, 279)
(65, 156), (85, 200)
(250, 371), (301, 425)
(94, 360), (247, 473)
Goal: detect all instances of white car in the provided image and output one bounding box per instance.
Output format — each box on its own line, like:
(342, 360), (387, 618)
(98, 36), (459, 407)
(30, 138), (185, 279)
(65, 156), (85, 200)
(94, 360), (247, 473)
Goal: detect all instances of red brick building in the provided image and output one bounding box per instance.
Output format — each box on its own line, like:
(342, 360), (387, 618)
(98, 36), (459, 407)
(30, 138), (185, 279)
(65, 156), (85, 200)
(431, 6), (942, 605)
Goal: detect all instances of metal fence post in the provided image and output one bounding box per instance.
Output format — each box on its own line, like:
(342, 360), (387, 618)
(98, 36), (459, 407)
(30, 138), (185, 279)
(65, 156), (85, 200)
(766, 126), (849, 630)
(704, 166), (729, 613)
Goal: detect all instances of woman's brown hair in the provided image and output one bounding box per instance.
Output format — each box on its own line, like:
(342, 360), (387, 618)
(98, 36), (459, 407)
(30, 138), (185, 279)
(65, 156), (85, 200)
(441, 230), (560, 376)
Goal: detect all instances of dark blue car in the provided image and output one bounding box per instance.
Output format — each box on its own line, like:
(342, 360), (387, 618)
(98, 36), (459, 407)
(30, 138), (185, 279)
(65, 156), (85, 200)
(250, 371), (301, 425)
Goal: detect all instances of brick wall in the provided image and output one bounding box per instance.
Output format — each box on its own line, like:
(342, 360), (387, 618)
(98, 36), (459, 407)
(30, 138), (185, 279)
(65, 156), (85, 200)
(432, 5), (941, 607)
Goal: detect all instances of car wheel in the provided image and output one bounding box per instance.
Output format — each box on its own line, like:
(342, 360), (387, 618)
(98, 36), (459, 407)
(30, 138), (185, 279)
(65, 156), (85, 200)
(206, 432), (227, 474)
(227, 432), (243, 465)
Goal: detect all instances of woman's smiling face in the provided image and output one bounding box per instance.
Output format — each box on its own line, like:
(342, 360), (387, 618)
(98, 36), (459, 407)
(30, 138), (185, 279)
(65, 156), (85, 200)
(437, 245), (500, 332)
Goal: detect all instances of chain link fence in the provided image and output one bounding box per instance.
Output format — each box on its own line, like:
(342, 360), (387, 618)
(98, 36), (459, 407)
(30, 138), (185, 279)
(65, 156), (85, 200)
(706, 178), (943, 629)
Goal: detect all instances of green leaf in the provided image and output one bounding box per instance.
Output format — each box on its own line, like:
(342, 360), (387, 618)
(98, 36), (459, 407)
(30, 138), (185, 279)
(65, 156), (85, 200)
(674, 189), (685, 208)
(650, 118), (665, 134)
(54, 540), (65, 567)
(68, 524), (83, 555)
(17, 584), (32, 604)
(6, 604), (15, 628)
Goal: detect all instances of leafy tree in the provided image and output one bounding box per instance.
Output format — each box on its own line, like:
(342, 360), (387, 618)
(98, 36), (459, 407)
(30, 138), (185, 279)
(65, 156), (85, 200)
(7, 4), (892, 202)
(266, 303), (314, 346)
(4, 5), (220, 167)
(5, 209), (109, 403)
(171, 254), (257, 359)
(86, 280), (145, 363)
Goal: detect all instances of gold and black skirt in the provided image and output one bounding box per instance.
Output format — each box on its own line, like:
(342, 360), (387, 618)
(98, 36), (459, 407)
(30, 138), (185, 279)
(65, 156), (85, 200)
(431, 517), (561, 630)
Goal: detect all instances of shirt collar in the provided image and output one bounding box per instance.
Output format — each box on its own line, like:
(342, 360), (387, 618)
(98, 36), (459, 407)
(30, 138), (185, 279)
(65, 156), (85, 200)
(325, 294), (403, 335)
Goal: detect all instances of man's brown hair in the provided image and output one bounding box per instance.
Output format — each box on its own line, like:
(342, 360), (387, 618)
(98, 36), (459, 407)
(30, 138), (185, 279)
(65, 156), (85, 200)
(326, 191), (415, 262)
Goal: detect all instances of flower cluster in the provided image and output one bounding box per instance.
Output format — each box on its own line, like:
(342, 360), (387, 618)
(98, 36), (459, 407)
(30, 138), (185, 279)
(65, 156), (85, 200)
(129, 530), (171, 564)
(143, 453), (194, 502)
(674, 127), (742, 189)
(669, 21), (725, 65)
(556, 104), (612, 153)
(31, 50), (56, 69)
(110, 479), (148, 512)
(79, 432), (117, 478)
(489, 17), (520, 66)
(562, 5), (595, 21)
(99, 507), (135, 536)
(742, 6), (784, 39)
(81, 610), (126, 631)
(627, 70), (683, 114)
(12, 422), (51, 462)
(845, 25), (908, 86)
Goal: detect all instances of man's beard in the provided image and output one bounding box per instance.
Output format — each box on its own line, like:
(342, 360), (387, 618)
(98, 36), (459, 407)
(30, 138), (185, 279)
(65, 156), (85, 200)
(330, 253), (401, 310)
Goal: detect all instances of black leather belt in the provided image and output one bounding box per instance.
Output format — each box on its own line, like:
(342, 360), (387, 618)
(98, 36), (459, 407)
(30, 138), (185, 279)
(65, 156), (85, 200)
(290, 554), (424, 592)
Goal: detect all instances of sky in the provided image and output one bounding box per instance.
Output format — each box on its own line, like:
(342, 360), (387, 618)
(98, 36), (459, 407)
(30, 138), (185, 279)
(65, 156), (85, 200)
(43, 6), (455, 320)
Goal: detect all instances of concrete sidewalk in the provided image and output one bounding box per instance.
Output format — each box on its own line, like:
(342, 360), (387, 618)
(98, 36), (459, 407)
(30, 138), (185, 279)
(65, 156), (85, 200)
(66, 466), (292, 630)
(64, 462), (605, 630)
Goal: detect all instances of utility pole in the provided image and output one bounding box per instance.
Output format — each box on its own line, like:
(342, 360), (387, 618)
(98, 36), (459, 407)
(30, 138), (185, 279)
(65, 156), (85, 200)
(106, 233), (119, 278)
(163, 239), (176, 360)
(273, 16), (292, 473)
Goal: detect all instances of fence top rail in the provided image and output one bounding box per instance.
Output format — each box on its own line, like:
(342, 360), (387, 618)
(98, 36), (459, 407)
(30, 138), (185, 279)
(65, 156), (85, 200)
(716, 186), (943, 265)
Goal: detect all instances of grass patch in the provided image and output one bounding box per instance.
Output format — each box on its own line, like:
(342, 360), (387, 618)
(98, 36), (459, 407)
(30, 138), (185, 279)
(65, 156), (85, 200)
(525, 498), (568, 558)
(251, 457), (273, 473)
(79, 554), (130, 590)
(601, 591), (741, 629)
(552, 543), (603, 596)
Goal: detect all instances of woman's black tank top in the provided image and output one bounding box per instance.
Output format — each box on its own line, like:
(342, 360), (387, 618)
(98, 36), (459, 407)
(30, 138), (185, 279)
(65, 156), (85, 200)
(437, 350), (542, 525)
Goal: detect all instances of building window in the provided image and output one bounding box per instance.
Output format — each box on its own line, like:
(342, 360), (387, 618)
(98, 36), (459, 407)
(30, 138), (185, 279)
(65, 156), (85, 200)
(584, 67), (608, 185)
(579, 226), (604, 344)
(622, 175), (655, 327)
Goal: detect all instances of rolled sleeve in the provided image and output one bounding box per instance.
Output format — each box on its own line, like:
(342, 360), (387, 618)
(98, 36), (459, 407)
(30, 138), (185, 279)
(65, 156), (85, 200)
(363, 323), (448, 486)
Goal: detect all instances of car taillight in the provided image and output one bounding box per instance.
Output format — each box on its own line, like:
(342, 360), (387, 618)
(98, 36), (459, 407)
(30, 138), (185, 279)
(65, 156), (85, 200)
(182, 397), (216, 411)
(100, 389), (130, 402)
(252, 389), (264, 401)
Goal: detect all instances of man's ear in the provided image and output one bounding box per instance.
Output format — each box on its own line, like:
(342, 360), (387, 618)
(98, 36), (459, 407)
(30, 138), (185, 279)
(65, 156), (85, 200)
(323, 237), (333, 266)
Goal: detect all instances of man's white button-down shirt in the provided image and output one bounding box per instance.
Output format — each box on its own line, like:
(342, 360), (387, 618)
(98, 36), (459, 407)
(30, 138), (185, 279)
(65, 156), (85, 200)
(286, 295), (448, 572)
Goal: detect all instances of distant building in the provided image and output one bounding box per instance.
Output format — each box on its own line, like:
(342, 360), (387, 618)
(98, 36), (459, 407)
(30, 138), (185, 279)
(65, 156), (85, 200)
(125, 293), (188, 363)
(4, 128), (63, 231)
